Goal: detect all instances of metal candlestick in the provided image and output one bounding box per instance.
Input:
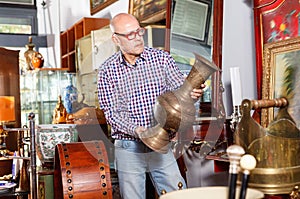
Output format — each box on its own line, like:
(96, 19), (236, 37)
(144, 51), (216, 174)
(28, 112), (37, 199)
(230, 105), (241, 133)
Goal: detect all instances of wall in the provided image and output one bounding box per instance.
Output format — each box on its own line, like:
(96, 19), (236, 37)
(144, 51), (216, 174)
(36, 0), (60, 68)
(222, 0), (256, 115)
(37, 0), (257, 116)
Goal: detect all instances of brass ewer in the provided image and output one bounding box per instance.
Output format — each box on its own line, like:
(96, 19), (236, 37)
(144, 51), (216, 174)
(139, 53), (219, 153)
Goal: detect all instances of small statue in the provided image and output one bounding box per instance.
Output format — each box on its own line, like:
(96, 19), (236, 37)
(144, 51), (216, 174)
(52, 95), (67, 124)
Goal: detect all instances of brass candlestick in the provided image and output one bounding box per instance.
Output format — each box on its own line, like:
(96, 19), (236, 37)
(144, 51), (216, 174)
(230, 105), (241, 133)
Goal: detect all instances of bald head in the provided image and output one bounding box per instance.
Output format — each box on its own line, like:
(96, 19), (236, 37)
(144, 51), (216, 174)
(110, 13), (145, 59)
(110, 13), (140, 33)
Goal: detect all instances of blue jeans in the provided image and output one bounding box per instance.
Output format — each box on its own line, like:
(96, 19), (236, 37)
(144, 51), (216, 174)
(114, 140), (186, 199)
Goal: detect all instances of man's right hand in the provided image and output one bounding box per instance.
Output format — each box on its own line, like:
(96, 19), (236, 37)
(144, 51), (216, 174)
(135, 126), (147, 135)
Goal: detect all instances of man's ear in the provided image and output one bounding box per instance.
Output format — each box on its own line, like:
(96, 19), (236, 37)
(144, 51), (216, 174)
(112, 35), (119, 45)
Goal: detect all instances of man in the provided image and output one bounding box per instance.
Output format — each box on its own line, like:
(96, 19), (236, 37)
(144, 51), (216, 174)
(97, 13), (204, 198)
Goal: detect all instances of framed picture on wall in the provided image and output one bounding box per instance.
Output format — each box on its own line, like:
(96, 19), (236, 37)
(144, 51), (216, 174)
(253, 0), (300, 101)
(129, 0), (168, 24)
(90, 0), (117, 15)
(261, 36), (300, 128)
(171, 0), (211, 43)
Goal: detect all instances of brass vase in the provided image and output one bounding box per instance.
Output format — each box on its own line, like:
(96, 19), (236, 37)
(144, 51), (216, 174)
(139, 53), (219, 153)
(24, 36), (36, 71)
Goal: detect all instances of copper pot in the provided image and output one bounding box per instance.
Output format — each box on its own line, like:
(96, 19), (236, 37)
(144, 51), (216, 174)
(139, 53), (219, 153)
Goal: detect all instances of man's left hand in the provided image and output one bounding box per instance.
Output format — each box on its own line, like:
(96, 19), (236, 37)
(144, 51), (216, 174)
(191, 84), (206, 99)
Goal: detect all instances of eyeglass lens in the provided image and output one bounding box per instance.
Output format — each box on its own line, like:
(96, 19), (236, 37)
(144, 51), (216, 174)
(127, 28), (145, 40)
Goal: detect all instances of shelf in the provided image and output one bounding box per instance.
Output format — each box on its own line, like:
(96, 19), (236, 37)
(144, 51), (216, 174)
(60, 17), (110, 73)
(61, 56), (68, 69)
(75, 21), (83, 39)
(23, 67), (69, 73)
(75, 18), (110, 38)
(68, 52), (76, 72)
(67, 27), (75, 53)
(60, 32), (67, 55)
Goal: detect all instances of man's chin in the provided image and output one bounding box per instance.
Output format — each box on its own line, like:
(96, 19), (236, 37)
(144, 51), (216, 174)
(135, 46), (144, 54)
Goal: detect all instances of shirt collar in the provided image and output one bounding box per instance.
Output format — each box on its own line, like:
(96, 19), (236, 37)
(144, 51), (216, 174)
(118, 48), (147, 68)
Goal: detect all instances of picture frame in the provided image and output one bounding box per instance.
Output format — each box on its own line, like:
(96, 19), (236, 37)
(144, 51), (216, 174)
(171, 0), (211, 44)
(261, 36), (300, 128)
(0, 0), (35, 7)
(90, 0), (117, 15)
(129, 0), (168, 24)
(253, 0), (300, 100)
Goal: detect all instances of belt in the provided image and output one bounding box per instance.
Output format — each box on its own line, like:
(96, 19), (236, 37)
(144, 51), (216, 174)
(114, 140), (154, 153)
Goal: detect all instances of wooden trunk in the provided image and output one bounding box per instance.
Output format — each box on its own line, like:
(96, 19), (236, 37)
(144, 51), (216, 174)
(54, 141), (112, 199)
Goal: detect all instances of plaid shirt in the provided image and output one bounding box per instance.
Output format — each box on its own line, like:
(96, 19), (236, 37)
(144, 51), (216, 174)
(97, 47), (184, 140)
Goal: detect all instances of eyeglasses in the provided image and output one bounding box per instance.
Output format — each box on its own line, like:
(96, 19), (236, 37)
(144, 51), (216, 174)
(114, 27), (146, 40)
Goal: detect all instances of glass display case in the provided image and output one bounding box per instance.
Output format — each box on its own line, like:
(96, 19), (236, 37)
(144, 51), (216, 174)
(76, 71), (98, 108)
(20, 69), (72, 125)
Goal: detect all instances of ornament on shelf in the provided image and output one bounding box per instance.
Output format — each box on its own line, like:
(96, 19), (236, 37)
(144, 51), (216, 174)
(24, 36), (44, 70)
(31, 51), (44, 69)
(52, 95), (67, 124)
(24, 36), (36, 71)
(63, 73), (78, 114)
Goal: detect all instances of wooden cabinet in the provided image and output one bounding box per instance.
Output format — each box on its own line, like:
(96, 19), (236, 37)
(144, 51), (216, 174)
(0, 48), (21, 152)
(0, 48), (21, 128)
(60, 17), (110, 72)
(76, 26), (118, 75)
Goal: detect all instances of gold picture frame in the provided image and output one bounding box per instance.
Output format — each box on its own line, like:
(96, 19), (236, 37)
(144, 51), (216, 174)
(90, 0), (117, 15)
(129, 0), (168, 24)
(261, 36), (300, 128)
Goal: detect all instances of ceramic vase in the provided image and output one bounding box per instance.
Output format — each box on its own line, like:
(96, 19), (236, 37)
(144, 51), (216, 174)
(63, 73), (78, 114)
(36, 124), (78, 169)
(31, 52), (44, 69)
